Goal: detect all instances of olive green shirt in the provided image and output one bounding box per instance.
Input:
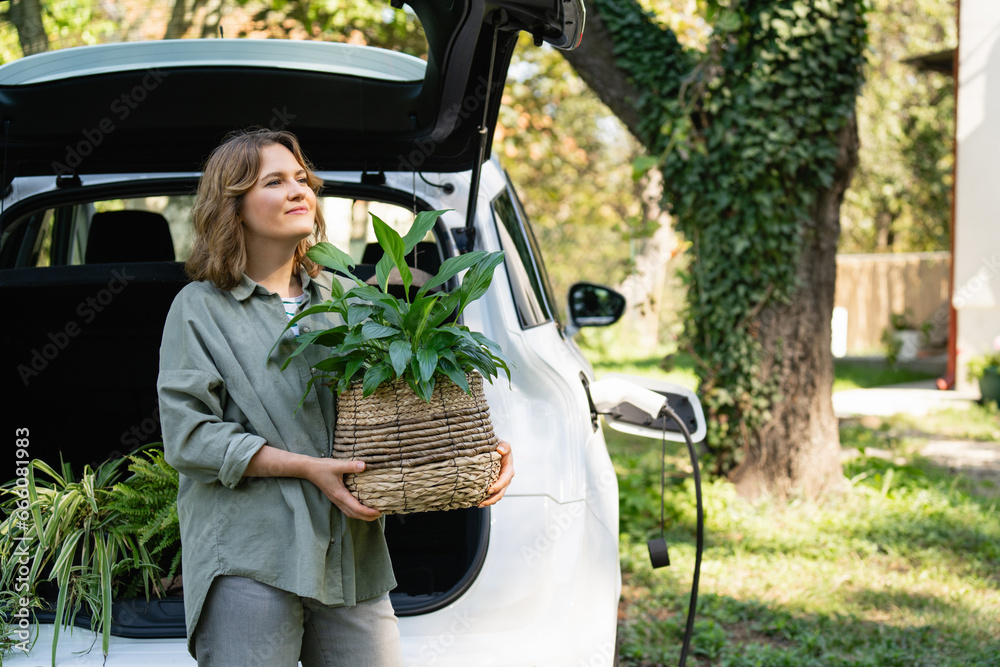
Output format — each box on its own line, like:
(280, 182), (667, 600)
(156, 270), (396, 658)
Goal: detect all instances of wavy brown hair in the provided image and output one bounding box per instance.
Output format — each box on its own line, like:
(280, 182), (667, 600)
(186, 129), (327, 290)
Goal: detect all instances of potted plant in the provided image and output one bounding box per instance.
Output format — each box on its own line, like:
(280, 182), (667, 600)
(0, 446), (179, 666)
(967, 336), (1000, 408)
(278, 209), (512, 514)
(882, 309), (931, 365)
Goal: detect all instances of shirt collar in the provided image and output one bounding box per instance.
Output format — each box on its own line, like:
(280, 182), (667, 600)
(231, 268), (316, 303)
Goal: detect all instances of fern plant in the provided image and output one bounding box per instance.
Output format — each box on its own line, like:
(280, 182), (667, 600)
(106, 447), (181, 597)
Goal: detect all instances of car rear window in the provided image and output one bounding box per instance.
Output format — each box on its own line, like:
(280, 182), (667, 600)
(0, 194), (435, 271)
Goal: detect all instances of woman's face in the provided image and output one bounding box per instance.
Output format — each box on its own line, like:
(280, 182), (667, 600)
(241, 143), (317, 248)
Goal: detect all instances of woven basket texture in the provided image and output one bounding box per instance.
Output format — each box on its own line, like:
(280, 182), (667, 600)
(334, 373), (500, 514)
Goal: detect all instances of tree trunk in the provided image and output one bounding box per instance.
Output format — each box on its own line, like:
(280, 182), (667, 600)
(165, 0), (191, 39)
(8, 0), (49, 56)
(560, 9), (644, 142)
(616, 169), (678, 350)
(728, 117), (859, 499)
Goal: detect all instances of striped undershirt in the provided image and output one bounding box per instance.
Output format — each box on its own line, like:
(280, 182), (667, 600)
(282, 293), (307, 336)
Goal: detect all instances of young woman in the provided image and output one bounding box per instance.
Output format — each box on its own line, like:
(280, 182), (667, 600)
(157, 129), (514, 666)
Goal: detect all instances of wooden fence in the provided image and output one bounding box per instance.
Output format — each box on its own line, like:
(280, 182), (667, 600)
(833, 252), (951, 355)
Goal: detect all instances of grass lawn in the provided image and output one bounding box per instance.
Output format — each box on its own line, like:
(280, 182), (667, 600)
(584, 348), (1000, 666)
(831, 361), (941, 393)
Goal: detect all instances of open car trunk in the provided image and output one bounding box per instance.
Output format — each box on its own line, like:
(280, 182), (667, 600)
(0, 246), (489, 639)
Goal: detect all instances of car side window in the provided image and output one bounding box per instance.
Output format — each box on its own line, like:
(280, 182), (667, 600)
(490, 187), (558, 329)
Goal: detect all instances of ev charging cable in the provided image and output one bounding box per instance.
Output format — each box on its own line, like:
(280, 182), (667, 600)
(588, 378), (704, 667)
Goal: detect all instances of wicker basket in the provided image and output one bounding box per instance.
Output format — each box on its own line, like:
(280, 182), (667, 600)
(333, 373), (501, 514)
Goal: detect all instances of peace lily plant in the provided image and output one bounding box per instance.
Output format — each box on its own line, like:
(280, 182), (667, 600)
(278, 209), (512, 401)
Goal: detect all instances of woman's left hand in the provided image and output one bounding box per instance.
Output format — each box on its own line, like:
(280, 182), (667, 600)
(478, 440), (514, 508)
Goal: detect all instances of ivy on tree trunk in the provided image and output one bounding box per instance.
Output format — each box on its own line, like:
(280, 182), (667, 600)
(564, 0), (868, 498)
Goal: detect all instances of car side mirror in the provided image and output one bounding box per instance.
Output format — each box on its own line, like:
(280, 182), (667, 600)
(565, 282), (626, 337)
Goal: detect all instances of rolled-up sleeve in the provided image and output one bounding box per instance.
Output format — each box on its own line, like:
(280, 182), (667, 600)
(157, 368), (266, 488)
(157, 285), (267, 489)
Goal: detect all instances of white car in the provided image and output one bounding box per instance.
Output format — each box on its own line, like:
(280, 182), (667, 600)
(0, 3), (703, 665)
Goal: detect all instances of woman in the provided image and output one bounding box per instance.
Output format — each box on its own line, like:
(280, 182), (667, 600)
(157, 128), (514, 666)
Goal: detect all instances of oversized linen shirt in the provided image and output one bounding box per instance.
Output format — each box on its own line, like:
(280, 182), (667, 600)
(156, 269), (396, 658)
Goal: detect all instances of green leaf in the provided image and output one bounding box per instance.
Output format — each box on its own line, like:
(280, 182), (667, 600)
(409, 375), (435, 402)
(402, 209), (449, 252)
(347, 285), (405, 327)
(371, 213), (413, 295)
(388, 340), (412, 377)
(362, 363), (394, 396)
(361, 321), (399, 340)
(403, 294), (440, 344)
(415, 347), (438, 384)
(278, 327), (346, 371)
(347, 304), (375, 328)
(306, 242), (357, 276)
(417, 250), (496, 297)
(450, 252), (505, 319)
(342, 354), (368, 385)
(438, 358), (471, 394)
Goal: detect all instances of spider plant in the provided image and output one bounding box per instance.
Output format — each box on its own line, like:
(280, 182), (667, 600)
(0, 455), (162, 666)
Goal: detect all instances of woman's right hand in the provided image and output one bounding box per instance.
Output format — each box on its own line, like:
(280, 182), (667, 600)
(245, 445), (382, 521)
(306, 458), (383, 521)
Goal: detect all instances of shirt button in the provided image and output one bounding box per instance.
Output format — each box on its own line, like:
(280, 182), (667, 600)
(303, 326), (311, 332)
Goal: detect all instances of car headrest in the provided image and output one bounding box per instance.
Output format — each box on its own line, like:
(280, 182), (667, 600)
(362, 241), (442, 277)
(85, 210), (176, 264)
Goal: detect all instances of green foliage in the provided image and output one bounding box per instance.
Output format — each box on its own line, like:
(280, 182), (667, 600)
(967, 350), (1000, 382)
(0, 456), (163, 666)
(497, 33), (653, 312)
(595, 0), (869, 474)
(0, 0), (426, 64)
(840, 0), (956, 253)
(279, 210), (511, 402)
(105, 447), (181, 597)
(831, 359), (938, 392)
(610, 405), (1000, 665)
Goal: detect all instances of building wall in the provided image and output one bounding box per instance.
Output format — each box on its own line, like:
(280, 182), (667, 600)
(954, 0), (1000, 389)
